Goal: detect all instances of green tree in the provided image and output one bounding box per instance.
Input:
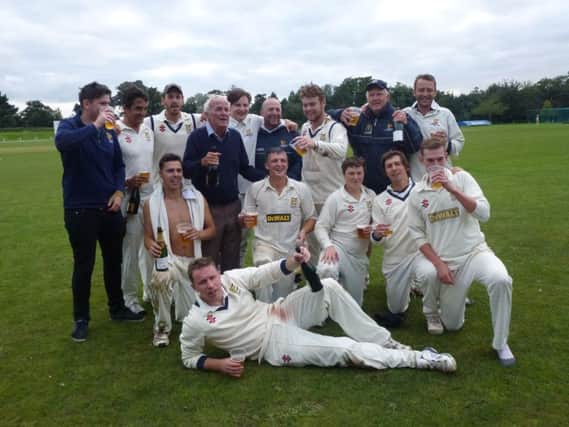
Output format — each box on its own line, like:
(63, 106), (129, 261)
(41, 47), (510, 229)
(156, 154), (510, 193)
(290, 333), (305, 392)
(113, 80), (162, 114)
(282, 90), (304, 125)
(147, 87), (162, 115)
(19, 100), (61, 127)
(389, 82), (414, 109)
(183, 92), (209, 113)
(0, 91), (20, 128)
(471, 95), (507, 122)
(328, 76), (371, 109)
(250, 93), (267, 115)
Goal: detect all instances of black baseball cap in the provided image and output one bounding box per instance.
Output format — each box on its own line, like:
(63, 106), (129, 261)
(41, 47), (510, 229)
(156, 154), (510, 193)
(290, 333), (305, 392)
(366, 79), (388, 91)
(163, 83), (183, 95)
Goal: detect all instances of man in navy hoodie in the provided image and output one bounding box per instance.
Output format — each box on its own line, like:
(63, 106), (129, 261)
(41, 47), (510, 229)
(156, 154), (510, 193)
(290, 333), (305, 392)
(55, 82), (144, 343)
(331, 79), (423, 194)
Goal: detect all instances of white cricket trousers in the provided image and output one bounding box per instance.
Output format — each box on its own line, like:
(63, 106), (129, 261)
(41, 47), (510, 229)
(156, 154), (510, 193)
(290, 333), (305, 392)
(383, 252), (421, 314)
(316, 244), (369, 306)
(149, 255), (196, 334)
(253, 244), (295, 303)
(121, 203), (152, 307)
(262, 279), (418, 369)
(414, 249), (513, 350)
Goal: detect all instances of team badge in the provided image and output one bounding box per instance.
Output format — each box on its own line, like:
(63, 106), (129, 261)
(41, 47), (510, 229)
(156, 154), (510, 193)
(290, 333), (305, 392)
(290, 197), (298, 208)
(245, 128), (253, 136)
(421, 199), (429, 208)
(347, 204), (354, 213)
(125, 135), (132, 144)
(159, 124), (166, 133)
(206, 312), (217, 324)
(386, 123), (393, 130)
(319, 133), (326, 141)
(228, 283), (240, 294)
(144, 129), (151, 141)
(105, 132), (113, 142)
(281, 354), (292, 364)
(280, 139), (287, 146)
(366, 200), (372, 209)
(386, 198), (392, 206)
(432, 119), (440, 126)
(364, 124), (373, 135)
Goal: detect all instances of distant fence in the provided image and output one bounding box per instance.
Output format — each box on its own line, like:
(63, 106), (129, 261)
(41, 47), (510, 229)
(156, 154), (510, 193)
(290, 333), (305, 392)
(527, 108), (569, 123)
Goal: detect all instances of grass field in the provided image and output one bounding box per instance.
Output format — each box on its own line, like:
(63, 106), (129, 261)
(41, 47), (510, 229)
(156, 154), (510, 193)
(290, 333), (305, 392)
(1, 124), (568, 426)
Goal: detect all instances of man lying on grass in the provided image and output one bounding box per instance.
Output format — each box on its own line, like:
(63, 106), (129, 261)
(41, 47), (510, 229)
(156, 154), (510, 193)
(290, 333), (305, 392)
(179, 247), (456, 377)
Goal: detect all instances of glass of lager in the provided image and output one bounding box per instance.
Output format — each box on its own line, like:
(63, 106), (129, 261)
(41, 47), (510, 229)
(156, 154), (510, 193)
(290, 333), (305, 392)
(245, 212), (258, 229)
(347, 107), (361, 126)
(176, 222), (193, 240)
(290, 137), (306, 157)
(104, 106), (116, 130)
(138, 171), (150, 183)
(428, 165), (445, 190)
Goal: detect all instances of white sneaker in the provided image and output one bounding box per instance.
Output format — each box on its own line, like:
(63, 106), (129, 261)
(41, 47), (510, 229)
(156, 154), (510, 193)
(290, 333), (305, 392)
(426, 315), (444, 335)
(383, 337), (412, 351)
(153, 332), (170, 348)
(127, 301), (146, 315)
(416, 347), (456, 373)
(496, 345), (516, 367)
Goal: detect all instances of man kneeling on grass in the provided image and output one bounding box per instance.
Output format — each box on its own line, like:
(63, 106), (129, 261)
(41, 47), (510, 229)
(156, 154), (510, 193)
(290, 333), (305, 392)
(179, 247), (456, 377)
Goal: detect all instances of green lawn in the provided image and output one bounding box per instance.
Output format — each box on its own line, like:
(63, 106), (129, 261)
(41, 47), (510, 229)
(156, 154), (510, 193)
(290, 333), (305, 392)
(1, 124), (568, 426)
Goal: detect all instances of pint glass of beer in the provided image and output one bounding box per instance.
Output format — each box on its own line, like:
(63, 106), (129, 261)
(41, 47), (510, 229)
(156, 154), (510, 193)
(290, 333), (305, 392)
(347, 107), (361, 127)
(291, 137), (306, 157)
(104, 106), (116, 130)
(428, 165), (445, 190)
(245, 212), (258, 229)
(138, 171), (151, 183)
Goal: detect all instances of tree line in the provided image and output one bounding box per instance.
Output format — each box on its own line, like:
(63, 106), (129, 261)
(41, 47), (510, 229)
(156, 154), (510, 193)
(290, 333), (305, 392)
(1, 73), (568, 128)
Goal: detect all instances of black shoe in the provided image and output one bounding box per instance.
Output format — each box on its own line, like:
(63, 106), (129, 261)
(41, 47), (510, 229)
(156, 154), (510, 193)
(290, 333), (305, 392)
(110, 306), (145, 322)
(374, 311), (405, 328)
(71, 320), (89, 342)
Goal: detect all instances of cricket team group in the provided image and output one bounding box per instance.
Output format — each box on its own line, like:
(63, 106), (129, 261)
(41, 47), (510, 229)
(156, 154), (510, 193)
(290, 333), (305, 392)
(54, 74), (515, 378)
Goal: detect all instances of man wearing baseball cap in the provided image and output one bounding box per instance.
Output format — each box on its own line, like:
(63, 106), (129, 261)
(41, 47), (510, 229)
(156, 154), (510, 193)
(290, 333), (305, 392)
(143, 83), (203, 186)
(332, 79), (423, 195)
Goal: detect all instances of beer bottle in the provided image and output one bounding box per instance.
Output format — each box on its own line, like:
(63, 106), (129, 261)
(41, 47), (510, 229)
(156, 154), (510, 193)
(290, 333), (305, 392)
(206, 144), (220, 188)
(295, 247), (322, 292)
(126, 187), (140, 215)
(155, 226), (169, 271)
(393, 121), (404, 142)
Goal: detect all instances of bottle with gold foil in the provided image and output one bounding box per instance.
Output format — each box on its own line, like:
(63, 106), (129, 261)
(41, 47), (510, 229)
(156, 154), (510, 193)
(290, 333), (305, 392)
(155, 227), (169, 271)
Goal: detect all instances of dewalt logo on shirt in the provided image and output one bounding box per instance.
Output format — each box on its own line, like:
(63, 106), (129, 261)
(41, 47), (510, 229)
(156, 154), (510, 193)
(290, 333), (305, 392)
(428, 208), (460, 223)
(266, 213), (292, 223)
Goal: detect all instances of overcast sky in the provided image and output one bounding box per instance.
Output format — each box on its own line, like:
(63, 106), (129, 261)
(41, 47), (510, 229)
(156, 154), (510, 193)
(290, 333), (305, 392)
(2, 0), (568, 116)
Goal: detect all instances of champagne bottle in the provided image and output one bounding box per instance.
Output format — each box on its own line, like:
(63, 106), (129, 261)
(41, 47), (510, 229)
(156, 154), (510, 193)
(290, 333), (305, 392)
(206, 145), (220, 188)
(126, 187), (140, 215)
(295, 247), (322, 292)
(393, 121), (404, 142)
(155, 227), (169, 271)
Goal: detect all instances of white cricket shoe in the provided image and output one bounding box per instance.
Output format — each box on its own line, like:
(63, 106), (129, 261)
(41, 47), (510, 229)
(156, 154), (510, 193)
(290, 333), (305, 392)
(153, 332), (170, 348)
(127, 301), (146, 315)
(383, 337), (412, 351)
(496, 344), (516, 367)
(417, 347), (457, 373)
(426, 314), (444, 335)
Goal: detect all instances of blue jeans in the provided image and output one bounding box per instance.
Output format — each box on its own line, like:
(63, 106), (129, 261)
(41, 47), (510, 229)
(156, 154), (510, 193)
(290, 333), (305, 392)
(64, 208), (126, 321)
